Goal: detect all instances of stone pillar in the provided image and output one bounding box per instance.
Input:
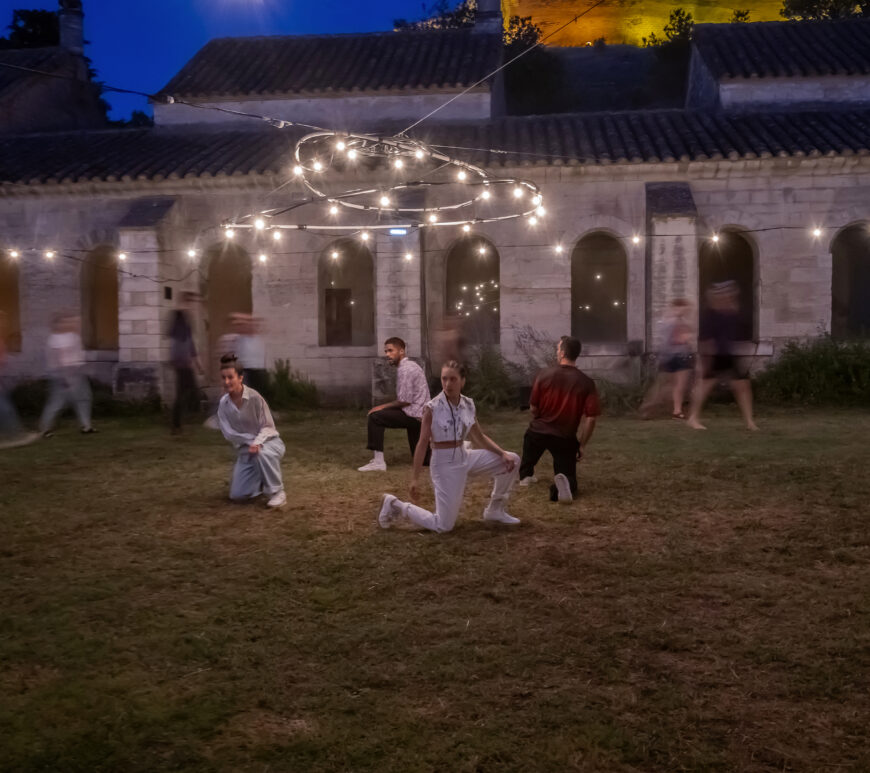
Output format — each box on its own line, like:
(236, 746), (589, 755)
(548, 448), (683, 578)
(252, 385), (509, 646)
(645, 183), (699, 352)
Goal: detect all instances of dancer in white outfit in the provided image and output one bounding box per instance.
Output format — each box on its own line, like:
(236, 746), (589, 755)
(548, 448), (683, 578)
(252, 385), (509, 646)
(378, 361), (520, 533)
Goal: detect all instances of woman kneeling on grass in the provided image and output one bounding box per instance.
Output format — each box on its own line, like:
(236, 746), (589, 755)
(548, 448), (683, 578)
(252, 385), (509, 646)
(378, 360), (521, 533)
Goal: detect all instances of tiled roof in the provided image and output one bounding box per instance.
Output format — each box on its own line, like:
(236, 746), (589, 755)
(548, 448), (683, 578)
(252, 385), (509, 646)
(1, 109), (869, 186)
(0, 47), (76, 101)
(693, 19), (870, 80)
(156, 30), (503, 98)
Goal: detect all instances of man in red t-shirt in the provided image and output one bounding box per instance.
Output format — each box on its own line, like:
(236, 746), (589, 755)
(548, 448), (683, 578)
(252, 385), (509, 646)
(519, 335), (600, 503)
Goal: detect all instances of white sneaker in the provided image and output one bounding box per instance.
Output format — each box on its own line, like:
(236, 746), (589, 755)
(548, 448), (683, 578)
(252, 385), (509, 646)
(378, 494), (404, 528)
(483, 505), (520, 525)
(358, 459), (387, 472)
(554, 473), (573, 504)
(266, 490), (287, 508)
(518, 475), (538, 487)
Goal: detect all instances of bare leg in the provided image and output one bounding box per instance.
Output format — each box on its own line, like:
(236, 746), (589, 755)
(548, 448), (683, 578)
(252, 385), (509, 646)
(672, 370), (690, 416)
(687, 378), (716, 430)
(730, 379), (758, 430)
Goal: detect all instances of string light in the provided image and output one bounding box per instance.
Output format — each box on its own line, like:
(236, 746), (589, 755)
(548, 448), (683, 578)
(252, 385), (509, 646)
(379, 195), (391, 208)
(347, 149), (358, 160)
(9, 249), (19, 259)
(44, 250), (55, 259)
(360, 231), (370, 242)
(414, 149), (425, 160)
(481, 190), (491, 200)
(254, 218), (265, 230)
(554, 244), (563, 254)
(293, 165), (303, 176)
(536, 206), (546, 216)
(225, 228), (235, 239)
(118, 252), (127, 261)
(711, 234), (720, 243)
(428, 213), (438, 223)
(513, 187), (523, 198)
(394, 158), (404, 170)
(404, 252), (413, 261)
(457, 170), (467, 181)
(529, 216), (538, 225)
(812, 227), (822, 237)
(336, 140), (346, 151)
(331, 250), (339, 259)
(259, 253), (268, 263)
(462, 224), (471, 232)
(272, 230), (282, 241)
(312, 160), (323, 172)
(595, 273), (602, 280)
(478, 246), (486, 255)
(632, 235), (641, 244)
(187, 249), (197, 258)
(329, 204), (339, 215)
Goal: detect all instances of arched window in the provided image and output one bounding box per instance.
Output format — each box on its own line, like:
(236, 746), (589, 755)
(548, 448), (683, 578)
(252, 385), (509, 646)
(571, 232), (627, 343)
(81, 245), (119, 350)
(698, 230), (755, 341)
(832, 224), (870, 339)
(445, 236), (499, 347)
(206, 244), (252, 373)
(319, 239), (374, 346)
(0, 250), (21, 352)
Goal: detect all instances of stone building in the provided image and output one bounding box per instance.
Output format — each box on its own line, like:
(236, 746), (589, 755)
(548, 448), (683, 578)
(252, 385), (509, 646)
(0, 4), (869, 403)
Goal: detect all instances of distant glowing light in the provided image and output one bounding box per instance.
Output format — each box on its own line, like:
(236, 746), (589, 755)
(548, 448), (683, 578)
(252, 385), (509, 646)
(336, 140), (346, 151)
(711, 234), (720, 243)
(481, 190), (491, 200)
(118, 252), (127, 261)
(554, 244), (563, 254)
(347, 149), (358, 160)
(532, 194), (542, 205)
(187, 249), (197, 258)
(462, 224), (471, 232)
(313, 160), (323, 172)
(812, 227), (822, 238)
(259, 253), (268, 263)
(254, 218), (265, 230)
(457, 170), (467, 181)
(329, 204), (339, 215)
(414, 149), (425, 159)
(360, 231), (370, 242)
(272, 230), (282, 241)
(404, 252), (413, 261)
(9, 249), (19, 259)
(225, 228), (235, 239)
(394, 158), (404, 169)
(379, 195), (391, 207)
(529, 216), (538, 226)
(595, 273), (602, 280)
(331, 250), (339, 259)
(478, 246), (486, 255)
(632, 235), (641, 244)
(513, 187), (523, 198)
(44, 250), (55, 259)
(428, 213), (438, 223)
(292, 165), (303, 176)
(536, 206), (546, 216)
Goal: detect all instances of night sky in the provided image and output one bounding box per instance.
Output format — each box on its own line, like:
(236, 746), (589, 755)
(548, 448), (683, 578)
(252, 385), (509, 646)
(5, 0), (432, 119)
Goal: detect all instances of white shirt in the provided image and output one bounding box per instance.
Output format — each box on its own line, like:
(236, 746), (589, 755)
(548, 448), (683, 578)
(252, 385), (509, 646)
(426, 391), (476, 443)
(237, 334), (267, 369)
(396, 357), (430, 419)
(46, 332), (84, 372)
(217, 385), (279, 449)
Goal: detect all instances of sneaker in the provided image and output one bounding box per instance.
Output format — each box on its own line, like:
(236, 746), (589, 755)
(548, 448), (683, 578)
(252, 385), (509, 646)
(554, 473), (573, 504)
(483, 505), (520, 525)
(378, 494), (403, 528)
(518, 475), (538, 487)
(358, 459), (387, 472)
(266, 490), (287, 508)
(81, 427), (98, 434)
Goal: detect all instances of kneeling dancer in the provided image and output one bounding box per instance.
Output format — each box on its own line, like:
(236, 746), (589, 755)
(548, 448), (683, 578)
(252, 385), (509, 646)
(217, 354), (286, 508)
(378, 360), (520, 532)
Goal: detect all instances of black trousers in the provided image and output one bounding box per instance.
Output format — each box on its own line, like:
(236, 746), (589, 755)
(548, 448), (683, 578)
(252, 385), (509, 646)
(172, 367), (199, 429)
(519, 429), (579, 502)
(366, 407), (429, 463)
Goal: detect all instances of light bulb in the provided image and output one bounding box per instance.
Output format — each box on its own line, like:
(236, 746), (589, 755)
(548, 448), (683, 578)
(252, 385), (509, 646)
(462, 224), (471, 232)
(225, 228), (235, 239)
(478, 246), (486, 255)
(394, 158), (404, 169)
(595, 273), (602, 280)
(347, 149), (357, 160)
(9, 249), (19, 259)
(428, 213), (438, 223)
(259, 253), (268, 263)
(44, 250), (55, 259)
(118, 252), (127, 261)
(331, 250), (339, 259)
(532, 194), (542, 205)
(254, 218), (265, 230)
(313, 160), (323, 172)
(536, 206), (546, 216)
(272, 230), (282, 241)
(404, 252), (413, 261)
(336, 140), (346, 151)
(554, 244), (563, 253)
(360, 231), (370, 242)
(414, 149), (424, 159)
(812, 227), (822, 237)
(711, 234), (719, 243)
(292, 165), (303, 176)
(481, 190), (491, 200)
(187, 249), (197, 258)
(379, 195), (390, 207)
(513, 187), (523, 198)
(329, 204), (339, 215)
(529, 216), (538, 226)
(632, 235), (641, 244)
(457, 170), (467, 181)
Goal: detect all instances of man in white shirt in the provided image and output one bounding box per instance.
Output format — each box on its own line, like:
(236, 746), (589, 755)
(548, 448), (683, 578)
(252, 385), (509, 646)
(358, 336), (430, 472)
(40, 314), (95, 437)
(217, 354), (286, 508)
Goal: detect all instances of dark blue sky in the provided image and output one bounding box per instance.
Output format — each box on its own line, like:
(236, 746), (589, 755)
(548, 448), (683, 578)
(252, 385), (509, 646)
(6, 0), (432, 119)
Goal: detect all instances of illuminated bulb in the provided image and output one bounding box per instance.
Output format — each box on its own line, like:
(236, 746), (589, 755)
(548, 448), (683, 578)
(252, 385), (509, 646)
(349, 300), (355, 306)
(481, 190), (491, 200)
(404, 252), (413, 261)
(118, 252), (127, 261)
(462, 224), (471, 232)
(44, 250), (55, 259)
(331, 250), (339, 259)
(272, 230), (282, 241)
(529, 216), (538, 226)
(513, 187), (523, 198)
(9, 249), (19, 259)
(494, 283), (498, 288)
(613, 301), (619, 306)
(187, 249), (197, 258)
(493, 307), (498, 312)
(812, 227), (822, 237)
(461, 285), (467, 291)
(536, 206), (546, 216)
(465, 312), (470, 317)
(478, 246), (486, 255)
(394, 158), (404, 169)
(360, 231), (370, 242)
(225, 228), (235, 239)
(428, 213), (438, 223)
(347, 149), (358, 160)
(313, 160), (323, 172)
(585, 305), (591, 311)
(292, 165), (303, 176)
(555, 244), (563, 254)
(595, 273), (602, 280)
(329, 204), (339, 215)
(259, 253), (268, 263)
(474, 305), (480, 311)
(532, 195), (542, 205)
(457, 170), (467, 181)
(254, 218), (265, 230)
(632, 235), (641, 244)
(336, 140), (346, 151)
(414, 149), (424, 160)
(711, 234), (720, 243)
(379, 195), (391, 208)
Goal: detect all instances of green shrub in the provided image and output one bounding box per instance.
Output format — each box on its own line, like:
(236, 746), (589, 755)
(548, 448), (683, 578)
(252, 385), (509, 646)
(754, 337), (870, 406)
(269, 359), (319, 410)
(596, 377), (650, 416)
(463, 345), (523, 409)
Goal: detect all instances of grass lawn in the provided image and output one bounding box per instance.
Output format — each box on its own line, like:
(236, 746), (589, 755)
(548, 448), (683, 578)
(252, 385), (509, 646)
(1, 407), (869, 772)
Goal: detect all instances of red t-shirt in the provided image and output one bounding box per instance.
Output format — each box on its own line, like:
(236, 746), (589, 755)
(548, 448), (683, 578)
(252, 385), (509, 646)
(529, 365), (601, 438)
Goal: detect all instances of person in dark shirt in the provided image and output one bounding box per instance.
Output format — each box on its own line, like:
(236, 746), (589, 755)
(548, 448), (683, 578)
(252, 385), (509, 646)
(687, 281), (758, 431)
(518, 335), (601, 503)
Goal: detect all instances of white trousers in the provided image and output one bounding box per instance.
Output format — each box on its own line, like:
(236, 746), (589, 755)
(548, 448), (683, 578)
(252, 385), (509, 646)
(230, 436), (286, 499)
(399, 447), (520, 533)
(39, 373), (92, 433)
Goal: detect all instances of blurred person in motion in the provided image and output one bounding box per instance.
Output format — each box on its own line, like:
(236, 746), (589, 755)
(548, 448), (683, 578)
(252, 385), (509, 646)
(358, 336), (430, 471)
(517, 335), (600, 503)
(236, 314), (269, 397)
(39, 313), (95, 437)
(687, 281), (759, 431)
(377, 360), (520, 533)
(0, 311), (38, 448)
(640, 298), (694, 419)
(217, 353), (286, 509)
(167, 291), (205, 434)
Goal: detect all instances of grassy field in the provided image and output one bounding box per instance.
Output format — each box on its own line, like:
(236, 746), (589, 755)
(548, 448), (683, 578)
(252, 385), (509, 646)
(1, 407), (869, 772)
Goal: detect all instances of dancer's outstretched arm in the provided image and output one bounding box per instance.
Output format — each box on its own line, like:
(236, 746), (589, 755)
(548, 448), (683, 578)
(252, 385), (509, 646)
(409, 408), (433, 504)
(467, 422), (516, 472)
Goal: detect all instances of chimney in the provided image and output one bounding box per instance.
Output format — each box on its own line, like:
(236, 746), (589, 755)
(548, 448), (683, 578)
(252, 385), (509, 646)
(59, 0), (84, 54)
(474, 0), (503, 34)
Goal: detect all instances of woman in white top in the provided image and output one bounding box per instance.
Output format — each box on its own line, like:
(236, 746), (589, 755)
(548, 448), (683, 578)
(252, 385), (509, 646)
(378, 361), (520, 533)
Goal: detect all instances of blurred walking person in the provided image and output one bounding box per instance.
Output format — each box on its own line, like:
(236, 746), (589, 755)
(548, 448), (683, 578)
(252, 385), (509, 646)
(640, 298), (694, 419)
(39, 313), (95, 437)
(237, 315), (269, 397)
(168, 291), (204, 433)
(687, 281), (758, 431)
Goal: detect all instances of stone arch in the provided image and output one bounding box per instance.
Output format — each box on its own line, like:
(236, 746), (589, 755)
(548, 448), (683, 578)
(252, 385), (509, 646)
(571, 231), (628, 343)
(318, 238), (375, 347)
(445, 234), (499, 347)
(0, 250), (21, 352)
(698, 228), (756, 341)
(204, 243), (252, 376)
(81, 244), (119, 350)
(831, 222), (870, 339)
